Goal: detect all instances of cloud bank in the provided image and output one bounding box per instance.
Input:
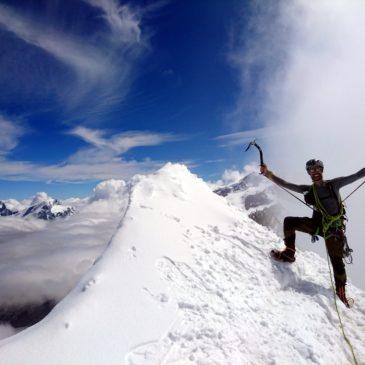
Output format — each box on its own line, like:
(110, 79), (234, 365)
(232, 0), (365, 176)
(0, 179), (129, 308)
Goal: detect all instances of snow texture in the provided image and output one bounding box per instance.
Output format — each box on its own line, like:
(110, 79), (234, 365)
(0, 163), (364, 364)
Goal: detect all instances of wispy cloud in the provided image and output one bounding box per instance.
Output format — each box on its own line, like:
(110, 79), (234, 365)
(83, 0), (142, 44)
(69, 127), (107, 150)
(70, 127), (179, 154)
(0, 127), (181, 182)
(215, 127), (277, 147)
(0, 115), (25, 155)
(0, 4), (111, 80)
(0, 1), (157, 117)
(0, 156), (160, 182)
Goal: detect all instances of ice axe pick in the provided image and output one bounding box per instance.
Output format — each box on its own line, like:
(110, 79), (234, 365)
(244, 139), (264, 167)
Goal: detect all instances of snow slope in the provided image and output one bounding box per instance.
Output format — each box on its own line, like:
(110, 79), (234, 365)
(0, 164), (364, 365)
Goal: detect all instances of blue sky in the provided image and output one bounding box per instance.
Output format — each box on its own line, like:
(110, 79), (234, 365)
(0, 0), (265, 199)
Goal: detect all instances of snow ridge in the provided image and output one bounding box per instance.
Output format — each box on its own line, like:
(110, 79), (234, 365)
(0, 163), (364, 365)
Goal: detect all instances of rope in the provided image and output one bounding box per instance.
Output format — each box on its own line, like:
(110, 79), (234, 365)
(343, 179), (365, 202)
(266, 178), (316, 211)
(264, 173), (365, 209)
(326, 249), (358, 365)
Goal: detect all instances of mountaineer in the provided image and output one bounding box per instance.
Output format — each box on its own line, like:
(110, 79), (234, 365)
(261, 160), (365, 307)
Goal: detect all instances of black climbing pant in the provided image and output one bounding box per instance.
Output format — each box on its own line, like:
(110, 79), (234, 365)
(283, 216), (346, 286)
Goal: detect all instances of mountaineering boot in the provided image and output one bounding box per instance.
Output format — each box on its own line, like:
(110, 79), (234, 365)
(270, 247), (296, 263)
(335, 282), (352, 308)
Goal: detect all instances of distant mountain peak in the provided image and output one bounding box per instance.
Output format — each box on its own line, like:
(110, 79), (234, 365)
(214, 172), (282, 234)
(0, 193), (75, 221)
(23, 193), (75, 220)
(0, 201), (18, 216)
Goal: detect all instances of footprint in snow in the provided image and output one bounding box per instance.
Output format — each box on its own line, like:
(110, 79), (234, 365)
(128, 246), (137, 259)
(165, 214), (181, 223)
(82, 277), (97, 292)
(143, 287), (169, 304)
(125, 341), (168, 365)
(139, 204), (153, 210)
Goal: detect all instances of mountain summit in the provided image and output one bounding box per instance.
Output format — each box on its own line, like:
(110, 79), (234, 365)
(0, 164), (364, 364)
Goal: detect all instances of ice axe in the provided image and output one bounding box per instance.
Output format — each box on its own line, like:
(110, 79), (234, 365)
(244, 139), (264, 167)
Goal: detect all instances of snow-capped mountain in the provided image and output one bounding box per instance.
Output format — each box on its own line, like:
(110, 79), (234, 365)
(0, 164), (364, 364)
(214, 172), (284, 234)
(0, 202), (17, 217)
(0, 193), (75, 220)
(22, 192), (75, 220)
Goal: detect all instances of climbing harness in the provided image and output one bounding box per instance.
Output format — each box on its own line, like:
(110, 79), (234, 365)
(311, 184), (354, 262)
(312, 184), (345, 240)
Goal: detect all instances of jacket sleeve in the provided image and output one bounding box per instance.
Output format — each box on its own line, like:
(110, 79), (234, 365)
(331, 167), (365, 189)
(265, 171), (310, 194)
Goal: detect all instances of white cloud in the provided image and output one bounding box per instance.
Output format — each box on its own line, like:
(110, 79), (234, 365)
(84, 0), (142, 44)
(0, 116), (25, 154)
(70, 127), (179, 154)
(215, 127), (277, 147)
(231, 1), (365, 176)
(0, 1), (150, 114)
(211, 163), (258, 188)
(37, 158), (161, 182)
(0, 2), (170, 182)
(0, 127), (181, 182)
(91, 178), (127, 201)
(0, 152), (158, 182)
(69, 127), (108, 149)
(0, 188), (129, 307)
(221, 169), (246, 185)
(0, 4), (110, 79)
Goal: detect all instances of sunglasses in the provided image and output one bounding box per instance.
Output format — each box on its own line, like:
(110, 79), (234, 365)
(307, 166), (323, 173)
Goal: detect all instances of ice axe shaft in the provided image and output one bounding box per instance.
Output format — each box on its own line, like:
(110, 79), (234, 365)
(245, 140), (264, 166)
